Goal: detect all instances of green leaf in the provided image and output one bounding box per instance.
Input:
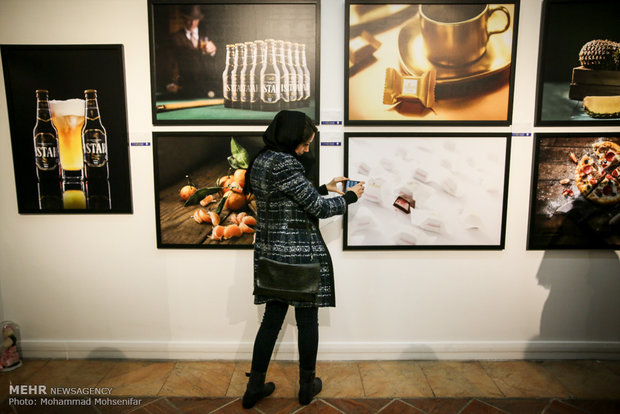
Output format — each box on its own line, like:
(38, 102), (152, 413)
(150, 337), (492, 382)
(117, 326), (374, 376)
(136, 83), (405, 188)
(229, 137), (249, 169)
(215, 195), (227, 215)
(184, 187), (221, 207)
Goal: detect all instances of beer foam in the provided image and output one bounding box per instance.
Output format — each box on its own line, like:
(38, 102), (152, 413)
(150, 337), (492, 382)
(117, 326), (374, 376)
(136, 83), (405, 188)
(49, 99), (84, 117)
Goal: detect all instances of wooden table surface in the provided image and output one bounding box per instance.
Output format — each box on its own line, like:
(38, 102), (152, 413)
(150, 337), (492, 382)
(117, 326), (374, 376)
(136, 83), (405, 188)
(529, 136), (620, 249)
(157, 159), (255, 248)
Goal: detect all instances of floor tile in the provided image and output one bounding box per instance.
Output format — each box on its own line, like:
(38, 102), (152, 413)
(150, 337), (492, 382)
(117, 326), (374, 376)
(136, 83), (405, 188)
(96, 361), (175, 396)
(482, 398), (550, 414)
(542, 360), (620, 399)
(95, 397), (159, 414)
(359, 361), (433, 398)
(403, 398), (471, 414)
(566, 399), (620, 414)
(158, 361), (234, 397)
(543, 399), (588, 414)
(167, 397), (236, 413)
(128, 397), (178, 414)
(297, 399), (360, 413)
(252, 397), (301, 414)
(323, 397), (392, 413)
(0, 360), (48, 399)
(481, 361), (571, 398)
(460, 399), (507, 414)
(378, 399), (426, 414)
(316, 361), (364, 398)
(419, 361), (503, 398)
(23, 360), (114, 389)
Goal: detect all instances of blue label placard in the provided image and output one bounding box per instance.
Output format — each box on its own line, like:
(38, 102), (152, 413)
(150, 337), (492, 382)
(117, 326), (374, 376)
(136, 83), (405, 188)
(511, 132), (532, 137)
(131, 142), (151, 146)
(320, 120), (343, 125)
(320, 141), (342, 146)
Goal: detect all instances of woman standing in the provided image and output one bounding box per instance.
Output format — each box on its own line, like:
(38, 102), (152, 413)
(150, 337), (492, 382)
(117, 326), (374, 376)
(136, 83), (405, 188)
(242, 110), (364, 408)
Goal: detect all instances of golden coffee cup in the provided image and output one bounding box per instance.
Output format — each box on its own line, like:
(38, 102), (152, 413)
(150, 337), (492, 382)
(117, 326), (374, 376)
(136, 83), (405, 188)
(419, 4), (510, 67)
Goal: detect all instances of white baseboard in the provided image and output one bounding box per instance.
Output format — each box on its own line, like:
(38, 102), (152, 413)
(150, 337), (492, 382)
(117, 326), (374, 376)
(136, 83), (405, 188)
(20, 340), (620, 360)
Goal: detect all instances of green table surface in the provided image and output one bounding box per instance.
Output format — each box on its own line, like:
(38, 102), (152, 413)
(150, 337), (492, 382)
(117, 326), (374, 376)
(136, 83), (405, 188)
(541, 82), (601, 122)
(156, 99), (316, 121)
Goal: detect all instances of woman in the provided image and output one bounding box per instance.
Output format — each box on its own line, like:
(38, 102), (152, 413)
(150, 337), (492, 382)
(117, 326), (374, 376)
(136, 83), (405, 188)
(242, 110), (364, 408)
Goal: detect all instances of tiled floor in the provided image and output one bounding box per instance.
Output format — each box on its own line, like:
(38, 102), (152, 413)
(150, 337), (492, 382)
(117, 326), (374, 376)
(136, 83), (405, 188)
(1, 359), (619, 413)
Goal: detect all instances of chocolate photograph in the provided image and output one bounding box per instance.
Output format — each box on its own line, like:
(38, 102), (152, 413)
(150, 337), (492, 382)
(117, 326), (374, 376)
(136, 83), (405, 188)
(527, 134), (620, 250)
(153, 132), (319, 248)
(534, 0), (620, 126)
(344, 134), (510, 249)
(345, 1), (518, 125)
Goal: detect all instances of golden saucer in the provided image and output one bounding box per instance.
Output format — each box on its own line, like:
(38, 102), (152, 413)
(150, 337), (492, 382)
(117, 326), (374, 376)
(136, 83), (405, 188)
(398, 15), (512, 85)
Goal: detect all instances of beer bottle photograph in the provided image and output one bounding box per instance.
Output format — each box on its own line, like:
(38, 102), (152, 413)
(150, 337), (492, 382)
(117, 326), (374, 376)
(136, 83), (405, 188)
(300, 43), (311, 107)
(259, 39), (281, 111)
(82, 90), (109, 181)
(33, 90), (60, 182)
(284, 41), (299, 107)
(86, 178), (111, 210)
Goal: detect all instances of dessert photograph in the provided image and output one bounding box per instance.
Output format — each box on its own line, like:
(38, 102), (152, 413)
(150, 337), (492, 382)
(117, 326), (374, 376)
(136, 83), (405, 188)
(535, 0), (620, 125)
(346, 1), (517, 124)
(528, 134), (620, 249)
(344, 134), (510, 249)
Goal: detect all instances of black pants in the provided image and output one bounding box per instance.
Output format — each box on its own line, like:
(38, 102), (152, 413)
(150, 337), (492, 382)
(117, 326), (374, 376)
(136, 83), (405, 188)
(250, 300), (318, 373)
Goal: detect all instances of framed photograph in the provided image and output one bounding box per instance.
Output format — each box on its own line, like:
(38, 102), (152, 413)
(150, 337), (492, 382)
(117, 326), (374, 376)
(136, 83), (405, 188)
(148, 0), (320, 125)
(153, 131), (319, 248)
(534, 0), (620, 126)
(1, 44), (133, 214)
(527, 133), (620, 250)
(344, 133), (510, 249)
(345, 1), (519, 125)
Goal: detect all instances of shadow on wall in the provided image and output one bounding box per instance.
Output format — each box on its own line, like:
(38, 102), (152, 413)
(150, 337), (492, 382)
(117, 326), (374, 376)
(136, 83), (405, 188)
(529, 250), (620, 354)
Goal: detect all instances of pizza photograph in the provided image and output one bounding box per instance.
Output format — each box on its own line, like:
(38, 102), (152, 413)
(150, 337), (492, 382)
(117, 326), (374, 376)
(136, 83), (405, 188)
(528, 133), (620, 249)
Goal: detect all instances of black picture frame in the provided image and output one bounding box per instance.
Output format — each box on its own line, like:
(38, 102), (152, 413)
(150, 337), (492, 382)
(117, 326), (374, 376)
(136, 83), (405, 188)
(344, 133), (511, 250)
(147, 0), (320, 125)
(0, 44), (133, 214)
(527, 133), (620, 250)
(344, 0), (519, 126)
(153, 131), (320, 248)
(534, 0), (620, 126)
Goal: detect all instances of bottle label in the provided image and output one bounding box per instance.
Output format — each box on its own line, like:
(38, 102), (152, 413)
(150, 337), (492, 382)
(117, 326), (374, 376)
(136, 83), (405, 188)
(83, 129), (108, 167)
(261, 74), (279, 103)
(34, 133), (58, 170)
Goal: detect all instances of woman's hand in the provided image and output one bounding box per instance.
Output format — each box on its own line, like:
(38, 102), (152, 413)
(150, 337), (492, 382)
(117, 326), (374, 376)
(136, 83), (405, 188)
(347, 181), (365, 199)
(325, 176), (348, 194)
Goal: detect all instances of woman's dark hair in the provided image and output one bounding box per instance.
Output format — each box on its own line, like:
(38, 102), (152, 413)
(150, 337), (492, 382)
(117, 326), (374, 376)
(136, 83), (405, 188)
(244, 111), (317, 195)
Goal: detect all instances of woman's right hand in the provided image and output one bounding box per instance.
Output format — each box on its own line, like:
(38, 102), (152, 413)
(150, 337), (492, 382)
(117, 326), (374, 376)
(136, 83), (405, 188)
(347, 181), (365, 199)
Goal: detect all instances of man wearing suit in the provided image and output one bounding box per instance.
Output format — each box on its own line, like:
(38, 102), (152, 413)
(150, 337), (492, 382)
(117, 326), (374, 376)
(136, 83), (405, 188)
(165, 5), (218, 98)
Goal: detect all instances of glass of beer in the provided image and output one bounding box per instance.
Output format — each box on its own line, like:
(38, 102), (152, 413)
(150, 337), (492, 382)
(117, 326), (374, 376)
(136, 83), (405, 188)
(49, 99), (85, 181)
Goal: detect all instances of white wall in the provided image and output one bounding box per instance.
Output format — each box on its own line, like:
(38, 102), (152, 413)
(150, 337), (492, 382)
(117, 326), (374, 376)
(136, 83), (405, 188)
(0, 0), (618, 361)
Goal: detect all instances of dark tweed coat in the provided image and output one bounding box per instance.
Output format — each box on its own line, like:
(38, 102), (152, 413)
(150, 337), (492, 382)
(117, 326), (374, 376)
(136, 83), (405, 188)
(251, 150), (348, 307)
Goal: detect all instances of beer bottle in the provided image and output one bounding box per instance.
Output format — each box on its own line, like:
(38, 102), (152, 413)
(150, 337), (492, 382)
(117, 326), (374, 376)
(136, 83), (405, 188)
(284, 41), (298, 108)
(33, 89), (60, 182)
(293, 43), (305, 107)
(230, 43), (243, 109)
(82, 90), (109, 181)
(300, 44), (311, 107)
(249, 40), (264, 111)
(86, 178), (111, 210)
(222, 44), (234, 108)
(259, 39), (281, 111)
(275, 40), (290, 109)
(239, 42), (252, 110)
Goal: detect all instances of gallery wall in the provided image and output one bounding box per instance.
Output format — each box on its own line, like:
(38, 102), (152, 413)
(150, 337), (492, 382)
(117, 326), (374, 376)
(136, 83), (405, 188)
(0, 0), (619, 360)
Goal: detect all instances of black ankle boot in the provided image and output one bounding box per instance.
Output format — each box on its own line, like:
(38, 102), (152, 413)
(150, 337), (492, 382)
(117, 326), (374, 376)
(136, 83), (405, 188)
(298, 368), (322, 405)
(242, 370), (275, 409)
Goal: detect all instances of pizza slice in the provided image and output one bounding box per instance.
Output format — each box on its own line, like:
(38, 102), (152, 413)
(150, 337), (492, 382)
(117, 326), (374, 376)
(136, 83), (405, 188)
(593, 141), (620, 170)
